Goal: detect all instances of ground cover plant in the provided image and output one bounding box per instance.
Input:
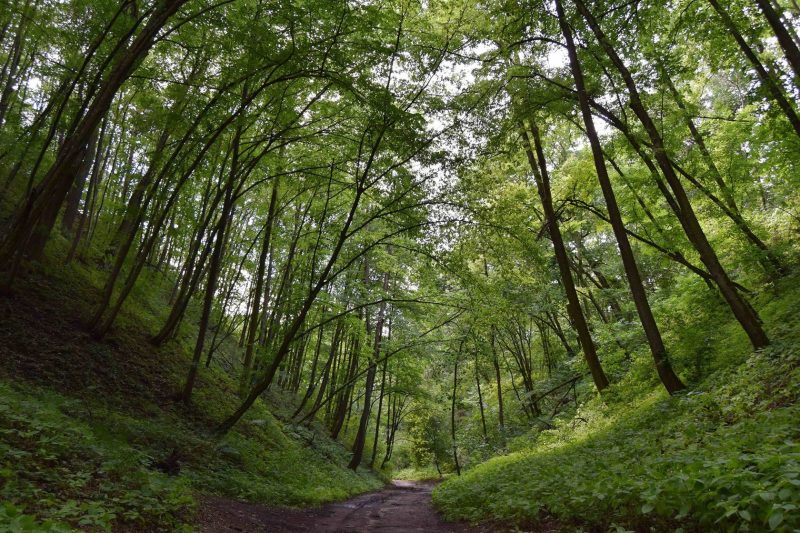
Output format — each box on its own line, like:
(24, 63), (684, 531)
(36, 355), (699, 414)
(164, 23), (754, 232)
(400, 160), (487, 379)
(1, 0), (799, 530)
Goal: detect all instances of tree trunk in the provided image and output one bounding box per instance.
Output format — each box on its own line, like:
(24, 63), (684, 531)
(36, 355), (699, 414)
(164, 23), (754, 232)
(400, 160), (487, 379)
(241, 178), (280, 396)
(578, 0), (769, 351)
(491, 331), (504, 430)
(0, 0), (188, 271)
(61, 127), (99, 235)
(349, 271), (389, 470)
(451, 358), (461, 476)
(330, 335), (356, 439)
(707, 0), (800, 138)
(521, 120), (609, 391)
(182, 130), (240, 404)
(556, 0), (685, 394)
(65, 115), (109, 264)
(755, 0), (800, 84)
(474, 351), (487, 440)
(215, 185), (366, 435)
(369, 357), (388, 468)
(309, 319), (343, 419)
(292, 319), (326, 418)
(661, 68), (785, 277)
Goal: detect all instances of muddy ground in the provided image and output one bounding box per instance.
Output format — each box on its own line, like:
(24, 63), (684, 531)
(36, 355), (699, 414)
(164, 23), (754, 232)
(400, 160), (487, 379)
(197, 479), (549, 532)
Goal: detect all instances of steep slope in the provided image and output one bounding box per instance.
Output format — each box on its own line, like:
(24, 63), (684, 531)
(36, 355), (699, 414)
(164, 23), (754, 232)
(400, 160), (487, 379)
(433, 278), (800, 531)
(0, 258), (382, 531)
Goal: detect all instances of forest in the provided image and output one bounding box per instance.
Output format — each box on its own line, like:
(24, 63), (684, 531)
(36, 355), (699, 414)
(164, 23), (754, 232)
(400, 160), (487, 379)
(0, 0), (799, 530)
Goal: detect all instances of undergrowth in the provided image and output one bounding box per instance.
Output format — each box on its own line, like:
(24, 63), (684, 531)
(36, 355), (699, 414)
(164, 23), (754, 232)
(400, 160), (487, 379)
(433, 279), (800, 532)
(0, 255), (382, 531)
(392, 466), (445, 481)
(0, 383), (194, 532)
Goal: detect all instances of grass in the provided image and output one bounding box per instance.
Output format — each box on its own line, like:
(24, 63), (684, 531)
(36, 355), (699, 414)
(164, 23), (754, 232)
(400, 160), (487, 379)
(0, 250), (383, 531)
(433, 276), (800, 532)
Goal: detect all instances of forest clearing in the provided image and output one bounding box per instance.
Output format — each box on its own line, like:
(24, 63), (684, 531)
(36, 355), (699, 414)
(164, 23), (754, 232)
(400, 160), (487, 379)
(1, 0), (799, 531)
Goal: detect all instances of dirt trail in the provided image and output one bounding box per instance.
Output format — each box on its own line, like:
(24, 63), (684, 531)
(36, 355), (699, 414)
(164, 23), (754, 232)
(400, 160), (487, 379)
(197, 480), (491, 532)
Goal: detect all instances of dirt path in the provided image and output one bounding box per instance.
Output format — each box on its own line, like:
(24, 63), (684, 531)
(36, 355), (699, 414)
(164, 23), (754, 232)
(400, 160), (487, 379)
(197, 480), (491, 532)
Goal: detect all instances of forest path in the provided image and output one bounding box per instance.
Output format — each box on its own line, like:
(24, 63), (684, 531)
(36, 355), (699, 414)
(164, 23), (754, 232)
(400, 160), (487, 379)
(197, 480), (495, 532)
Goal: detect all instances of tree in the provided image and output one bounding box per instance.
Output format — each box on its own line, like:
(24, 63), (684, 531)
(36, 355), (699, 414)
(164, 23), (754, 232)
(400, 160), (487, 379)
(555, 0), (685, 393)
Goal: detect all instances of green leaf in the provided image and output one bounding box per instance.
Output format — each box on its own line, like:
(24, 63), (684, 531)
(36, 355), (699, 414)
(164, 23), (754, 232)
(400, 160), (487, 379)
(739, 509), (751, 522)
(641, 503), (654, 514)
(768, 510), (783, 530)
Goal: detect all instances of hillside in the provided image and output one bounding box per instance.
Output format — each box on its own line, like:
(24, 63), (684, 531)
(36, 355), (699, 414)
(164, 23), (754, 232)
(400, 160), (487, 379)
(0, 258), (382, 531)
(433, 275), (800, 531)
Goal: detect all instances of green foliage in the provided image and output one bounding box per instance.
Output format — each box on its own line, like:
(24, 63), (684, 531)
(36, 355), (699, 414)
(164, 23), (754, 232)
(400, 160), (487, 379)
(435, 367), (800, 529)
(189, 422), (382, 505)
(433, 296), (800, 531)
(3, 0), (800, 530)
(401, 406), (454, 474)
(0, 354), (382, 531)
(0, 256), (383, 530)
(392, 466), (446, 481)
(0, 382), (194, 531)
(0, 503), (72, 533)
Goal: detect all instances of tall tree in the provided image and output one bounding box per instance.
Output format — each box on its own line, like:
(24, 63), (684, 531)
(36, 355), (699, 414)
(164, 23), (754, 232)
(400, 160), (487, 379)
(555, 0), (685, 393)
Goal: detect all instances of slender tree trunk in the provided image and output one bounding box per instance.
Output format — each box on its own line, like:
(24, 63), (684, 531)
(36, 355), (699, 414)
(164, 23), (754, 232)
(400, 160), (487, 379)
(241, 178), (280, 396)
(0, 0), (188, 272)
(182, 133), (240, 403)
(451, 358), (461, 476)
(545, 310), (574, 357)
(331, 334), (359, 439)
(348, 360), (376, 470)
(380, 385), (399, 469)
(521, 120), (609, 391)
(0, 0), (32, 128)
(349, 270), (389, 470)
(65, 115), (108, 264)
(491, 333), (504, 430)
(755, 0), (800, 83)
(105, 127), (169, 257)
(507, 362), (532, 420)
(328, 330), (346, 392)
(292, 319), (325, 418)
(661, 69), (785, 277)
(150, 226), (216, 343)
(369, 356), (388, 468)
(308, 319), (343, 419)
(60, 128), (99, 235)
(483, 257), (504, 432)
(216, 185), (366, 435)
(474, 351), (487, 440)
(707, 0), (800, 138)
(578, 0), (769, 351)
(556, 0), (685, 393)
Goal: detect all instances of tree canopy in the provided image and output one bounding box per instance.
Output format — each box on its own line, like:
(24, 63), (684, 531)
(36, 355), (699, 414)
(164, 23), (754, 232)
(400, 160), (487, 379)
(1, 0), (799, 529)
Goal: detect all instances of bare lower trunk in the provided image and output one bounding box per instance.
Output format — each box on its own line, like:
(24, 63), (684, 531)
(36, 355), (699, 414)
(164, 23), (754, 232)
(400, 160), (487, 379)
(521, 120), (609, 391)
(451, 358), (461, 476)
(578, 0), (769, 351)
(557, 0), (685, 394)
